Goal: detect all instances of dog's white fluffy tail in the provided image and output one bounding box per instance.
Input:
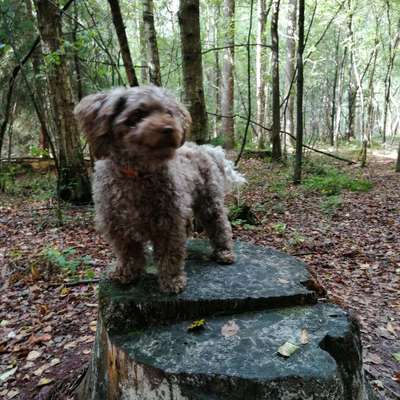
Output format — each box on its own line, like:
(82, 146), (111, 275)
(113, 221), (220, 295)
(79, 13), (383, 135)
(202, 145), (246, 193)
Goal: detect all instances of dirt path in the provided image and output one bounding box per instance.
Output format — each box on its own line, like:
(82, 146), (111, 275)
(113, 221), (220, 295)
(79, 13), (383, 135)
(0, 156), (399, 399)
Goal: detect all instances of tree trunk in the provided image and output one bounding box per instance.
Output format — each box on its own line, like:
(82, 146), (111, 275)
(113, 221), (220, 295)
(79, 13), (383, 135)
(213, 2), (222, 137)
(138, 9), (149, 84)
(346, 0), (356, 141)
(284, 0), (297, 146)
(142, 0), (162, 86)
(271, 0), (282, 161)
(178, 0), (209, 144)
(107, 0), (139, 87)
(293, 0), (304, 184)
(34, 0), (91, 204)
(221, 0), (235, 149)
(330, 31), (340, 146)
(396, 143), (400, 172)
(73, 2), (83, 100)
(256, 0), (267, 148)
(25, 0), (52, 155)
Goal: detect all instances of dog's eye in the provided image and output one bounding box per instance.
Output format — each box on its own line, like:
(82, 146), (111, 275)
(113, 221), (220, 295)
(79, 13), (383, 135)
(125, 110), (149, 127)
(166, 110), (173, 117)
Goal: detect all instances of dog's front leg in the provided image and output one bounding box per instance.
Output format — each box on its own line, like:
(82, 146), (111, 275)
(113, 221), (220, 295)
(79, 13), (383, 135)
(109, 240), (146, 285)
(153, 227), (187, 294)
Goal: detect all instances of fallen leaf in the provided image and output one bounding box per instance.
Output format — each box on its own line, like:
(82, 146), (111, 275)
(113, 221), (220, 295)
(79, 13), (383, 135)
(300, 329), (309, 345)
(28, 334), (52, 346)
(49, 358), (60, 366)
(34, 363), (50, 376)
(7, 389), (19, 399)
(26, 350), (41, 361)
(64, 341), (77, 349)
(391, 372), (400, 382)
(59, 287), (70, 297)
(187, 319), (206, 332)
(393, 353), (400, 363)
(82, 349), (91, 355)
(0, 366), (18, 382)
(365, 353), (383, 365)
(277, 342), (300, 358)
(387, 322), (397, 337)
(221, 320), (240, 337)
(37, 377), (53, 387)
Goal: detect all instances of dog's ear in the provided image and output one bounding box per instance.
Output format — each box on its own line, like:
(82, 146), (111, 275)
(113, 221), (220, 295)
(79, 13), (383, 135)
(74, 93), (110, 158)
(75, 90), (127, 159)
(177, 104), (192, 147)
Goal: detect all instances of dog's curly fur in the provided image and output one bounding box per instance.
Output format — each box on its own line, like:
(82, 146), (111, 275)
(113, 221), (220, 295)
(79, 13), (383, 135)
(74, 86), (243, 293)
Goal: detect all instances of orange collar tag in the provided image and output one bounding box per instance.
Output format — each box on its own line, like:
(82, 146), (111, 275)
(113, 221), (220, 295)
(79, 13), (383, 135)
(119, 165), (138, 178)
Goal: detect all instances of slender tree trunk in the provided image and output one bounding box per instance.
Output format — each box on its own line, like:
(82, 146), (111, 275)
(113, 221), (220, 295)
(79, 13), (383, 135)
(221, 0), (235, 149)
(214, 2), (222, 137)
(34, 0), (91, 204)
(138, 8), (149, 84)
(347, 0), (356, 141)
(0, 77), (16, 160)
(25, 0), (52, 155)
(73, 2), (83, 100)
(330, 31), (340, 146)
(284, 0), (297, 146)
(107, 0), (139, 87)
(382, 2), (400, 143)
(256, 0), (267, 147)
(293, 0), (304, 183)
(178, 0), (209, 144)
(142, 0), (162, 86)
(396, 143), (400, 172)
(271, 0), (281, 161)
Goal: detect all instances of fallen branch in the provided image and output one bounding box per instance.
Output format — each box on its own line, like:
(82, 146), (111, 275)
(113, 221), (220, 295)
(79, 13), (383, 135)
(206, 111), (356, 165)
(65, 279), (100, 287)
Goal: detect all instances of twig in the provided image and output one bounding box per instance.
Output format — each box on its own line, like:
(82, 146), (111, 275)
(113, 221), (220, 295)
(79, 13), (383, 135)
(65, 279), (100, 287)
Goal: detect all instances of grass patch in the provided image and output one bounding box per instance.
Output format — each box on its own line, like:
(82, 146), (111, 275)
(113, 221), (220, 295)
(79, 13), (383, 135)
(320, 195), (343, 216)
(303, 167), (372, 195)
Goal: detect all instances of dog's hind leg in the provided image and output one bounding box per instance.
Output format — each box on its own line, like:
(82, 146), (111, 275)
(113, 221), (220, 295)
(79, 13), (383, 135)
(194, 198), (235, 265)
(109, 241), (146, 284)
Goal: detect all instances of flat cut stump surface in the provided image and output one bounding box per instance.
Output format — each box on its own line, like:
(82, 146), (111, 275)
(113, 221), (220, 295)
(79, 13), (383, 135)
(78, 240), (374, 400)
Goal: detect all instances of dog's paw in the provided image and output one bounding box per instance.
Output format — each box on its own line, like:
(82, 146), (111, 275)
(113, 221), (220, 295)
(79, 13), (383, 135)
(108, 266), (142, 285)
(159, 273), (187, 294)
(213, 249), (236, 265)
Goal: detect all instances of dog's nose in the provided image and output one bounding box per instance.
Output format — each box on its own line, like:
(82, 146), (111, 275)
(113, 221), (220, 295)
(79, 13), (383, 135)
(162, 127), (173, 135)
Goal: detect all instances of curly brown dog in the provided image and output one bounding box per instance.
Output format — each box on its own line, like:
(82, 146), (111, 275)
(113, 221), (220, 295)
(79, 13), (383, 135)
(74, 86), (244, 293)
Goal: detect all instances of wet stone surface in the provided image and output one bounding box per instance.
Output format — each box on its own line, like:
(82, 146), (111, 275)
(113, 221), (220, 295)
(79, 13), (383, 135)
(100, 240), (317, 333)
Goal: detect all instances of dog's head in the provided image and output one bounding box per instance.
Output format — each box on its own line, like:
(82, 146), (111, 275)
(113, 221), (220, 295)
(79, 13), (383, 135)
(74, 86), (191, 164)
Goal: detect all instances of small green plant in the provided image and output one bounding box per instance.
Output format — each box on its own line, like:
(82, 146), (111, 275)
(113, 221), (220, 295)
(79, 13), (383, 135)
(29, 145), (50, 158)
(273, 222), (286, 235)
(320, 195), (343, 216)
(229, 202), (258, 226)
(209, 136), (225, 147)
(288, 230), (305, 247)
(41, 246), (93, 276)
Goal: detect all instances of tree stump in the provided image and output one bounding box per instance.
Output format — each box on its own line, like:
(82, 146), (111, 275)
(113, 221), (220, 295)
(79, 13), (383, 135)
(77, 240), (375, 400)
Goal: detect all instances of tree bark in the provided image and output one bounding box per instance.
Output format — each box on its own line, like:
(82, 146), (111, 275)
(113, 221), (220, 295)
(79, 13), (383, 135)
(330, 31), (340, 146)
(34, 0), (91, 204)
(221, 0), (235, 149)
(293, 0), (304, 183)
(107, 0), (139, 87)
(256, 0), (267, 148)
(138, 9), (149, 84)
(346, 0), (356, 141)
(271, 0), (282, 161)
(284, 0), (297, 146)
(178, 0), (209, 144)
(142, 0), (162, 86)
(396, 143), (400, 172)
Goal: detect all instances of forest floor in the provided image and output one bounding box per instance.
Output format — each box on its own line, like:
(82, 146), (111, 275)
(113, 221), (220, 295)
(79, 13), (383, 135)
(0, 153), (399, 399)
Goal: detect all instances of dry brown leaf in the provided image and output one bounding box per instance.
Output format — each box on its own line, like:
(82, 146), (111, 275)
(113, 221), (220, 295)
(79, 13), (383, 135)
(221, 320), (239, 337)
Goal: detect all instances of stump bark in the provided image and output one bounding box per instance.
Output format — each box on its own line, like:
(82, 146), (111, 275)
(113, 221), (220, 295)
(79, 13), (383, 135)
(77, 240), (375, 400)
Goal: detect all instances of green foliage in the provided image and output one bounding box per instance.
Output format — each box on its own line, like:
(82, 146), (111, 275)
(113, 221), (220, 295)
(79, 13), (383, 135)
(29, 145), (49, 158)
(0, 164), (26, 193)
(229, 202), (258, 228)
(41, 246), (93, 276)
(272, 222), (286, 235)
(303, 167), (373, 195)
(320, 195), (343, 216)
